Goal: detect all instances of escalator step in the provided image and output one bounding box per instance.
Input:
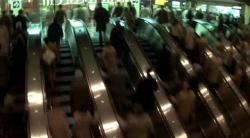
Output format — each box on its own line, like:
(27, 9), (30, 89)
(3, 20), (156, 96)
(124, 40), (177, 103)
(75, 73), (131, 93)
(56, 76), (74, 84)
(63, 105), (72, 114)
(56, 67), (74, 75)
(57, 59), (73, 67)
(67, 117), (74, 127)
(53, 95), (71, 104)
(60, 53), (71, 59)
(59, 47), (70, 53)
(56, 85), (71, 93)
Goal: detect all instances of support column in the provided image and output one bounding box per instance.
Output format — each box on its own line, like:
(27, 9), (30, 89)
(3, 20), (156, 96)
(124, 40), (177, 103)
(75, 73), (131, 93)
(244, 4), (250, 24)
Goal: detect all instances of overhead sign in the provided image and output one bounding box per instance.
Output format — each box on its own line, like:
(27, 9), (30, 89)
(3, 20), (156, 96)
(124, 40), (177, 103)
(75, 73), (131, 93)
(11, 0), (22, 15)
(155, 0), (165, 5)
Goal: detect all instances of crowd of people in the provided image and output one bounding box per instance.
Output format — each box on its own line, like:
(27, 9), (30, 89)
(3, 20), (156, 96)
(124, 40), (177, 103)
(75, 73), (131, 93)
(0, 9), (29, 137)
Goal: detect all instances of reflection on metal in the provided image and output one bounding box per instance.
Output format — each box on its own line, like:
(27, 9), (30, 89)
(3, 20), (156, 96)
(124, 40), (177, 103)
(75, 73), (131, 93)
(221, 71), (250, 116)
(91, 82), (106, 93)
(67, 19), (123, 138)
(180, 56), (194, 75)
(103, 121), (119, 134)
(28, 91), (44, 106)
(199, 84), (231, 137)
(27, 24), (49, 138)
(27, 23), (41, 35)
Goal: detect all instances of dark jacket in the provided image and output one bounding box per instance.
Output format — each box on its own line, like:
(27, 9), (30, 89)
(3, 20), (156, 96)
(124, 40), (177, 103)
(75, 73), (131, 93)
(14, 15), (28, 31)
(47, 22), (63, 43)
(94, 7), (110, 31)
(112, 6), (123, 17)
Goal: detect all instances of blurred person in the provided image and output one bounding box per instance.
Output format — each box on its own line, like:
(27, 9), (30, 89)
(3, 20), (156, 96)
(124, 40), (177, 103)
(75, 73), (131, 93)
(55, 4), (67, 26)
(140, 5), (152, 18)
(71, 69), (93, 111)
(94, 3), (110, 46)
(14, 9), (28, 31)
(48, 101), (71, 138)
(135, 75), (158, 113)
(0, 10), (12, 36)
(122, 8), (135, 31)
(196, 34), (208, 64)
(186, 10), (196, 29)
(195, 10), (204, 19)
(0, 24), (10, 56)
(154, 5), (168, 24)
(111, 2), (123, 17)
(47, 17), (63, 46)
(101, 43), (120, 74)
(127, 1), (136, 18)
(41, 38), (57, 89)
(0, 43), (9, 106)
(184, 23), (196, 62)
(73, 106), (98, 138)
(74, 5), (90, 23)
(224, 49), (237, 75)
(3, 93), (14, 112)
(155, 45), (174, 82)
(204, 56), (222, 88)
(101, 44), (131, 115)
(125, 104), (154, 138)
(170, 18), (185, 46)
(171, 80), (196, 124)
(11, 22), (27, 82)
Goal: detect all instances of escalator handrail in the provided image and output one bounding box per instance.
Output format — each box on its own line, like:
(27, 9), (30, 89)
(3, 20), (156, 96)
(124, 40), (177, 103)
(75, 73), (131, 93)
(26, 23), (50, 138)
(110, 18), (188, 138)
(194, 23), (250, 117)
(204, 48), (250, 117)
(66, 19), (123, 138)
(138, 18), (232, 137)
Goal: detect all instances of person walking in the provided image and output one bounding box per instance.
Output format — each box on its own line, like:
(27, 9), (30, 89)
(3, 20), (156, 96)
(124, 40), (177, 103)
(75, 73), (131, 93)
(47, 17), (63, 47)
(14, 9), (28, 31)
(127, 1), (136, 18)
(94, 3), (110, 46)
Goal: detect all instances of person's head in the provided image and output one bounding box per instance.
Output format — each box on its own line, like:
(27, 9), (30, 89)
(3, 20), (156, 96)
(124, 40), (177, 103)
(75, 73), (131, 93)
(77, 5), (81, 8)
(18, 9), (24, 16)
(10, 10), (13, 15)
(117, 2), (121, 6)
(58, 4), (63, 9)
(97, 2), (102, 8)
(127, 1), (132, 6)
(160, 5), (164, 9)
(186, 10), (193, 20)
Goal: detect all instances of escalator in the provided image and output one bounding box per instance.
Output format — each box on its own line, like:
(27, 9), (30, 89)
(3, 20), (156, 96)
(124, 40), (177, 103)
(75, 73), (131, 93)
(170, 19), (250, 136)
(27, 20), (123, 138)
(106, 19), (188, 138)
(134, 18), (230, 138)
(87, 20), (174, 138)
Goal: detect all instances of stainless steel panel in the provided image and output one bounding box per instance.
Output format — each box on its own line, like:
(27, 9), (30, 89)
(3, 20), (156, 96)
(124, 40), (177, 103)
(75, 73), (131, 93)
(67, 20), (123, 138)
(26, 24), (50, 138)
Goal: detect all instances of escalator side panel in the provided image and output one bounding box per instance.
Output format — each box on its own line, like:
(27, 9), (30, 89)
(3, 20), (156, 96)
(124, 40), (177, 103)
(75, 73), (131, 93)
(26, 26), (50, 137)
(66, 20), (123, 138)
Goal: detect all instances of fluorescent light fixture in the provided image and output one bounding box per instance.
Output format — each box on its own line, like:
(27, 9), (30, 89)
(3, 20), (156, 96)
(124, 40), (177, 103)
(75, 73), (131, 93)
(232, 6), (242, 10)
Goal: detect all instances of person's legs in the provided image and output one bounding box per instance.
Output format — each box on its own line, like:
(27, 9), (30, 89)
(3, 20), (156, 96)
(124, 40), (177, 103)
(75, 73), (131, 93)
(99, 31), (103, 46)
